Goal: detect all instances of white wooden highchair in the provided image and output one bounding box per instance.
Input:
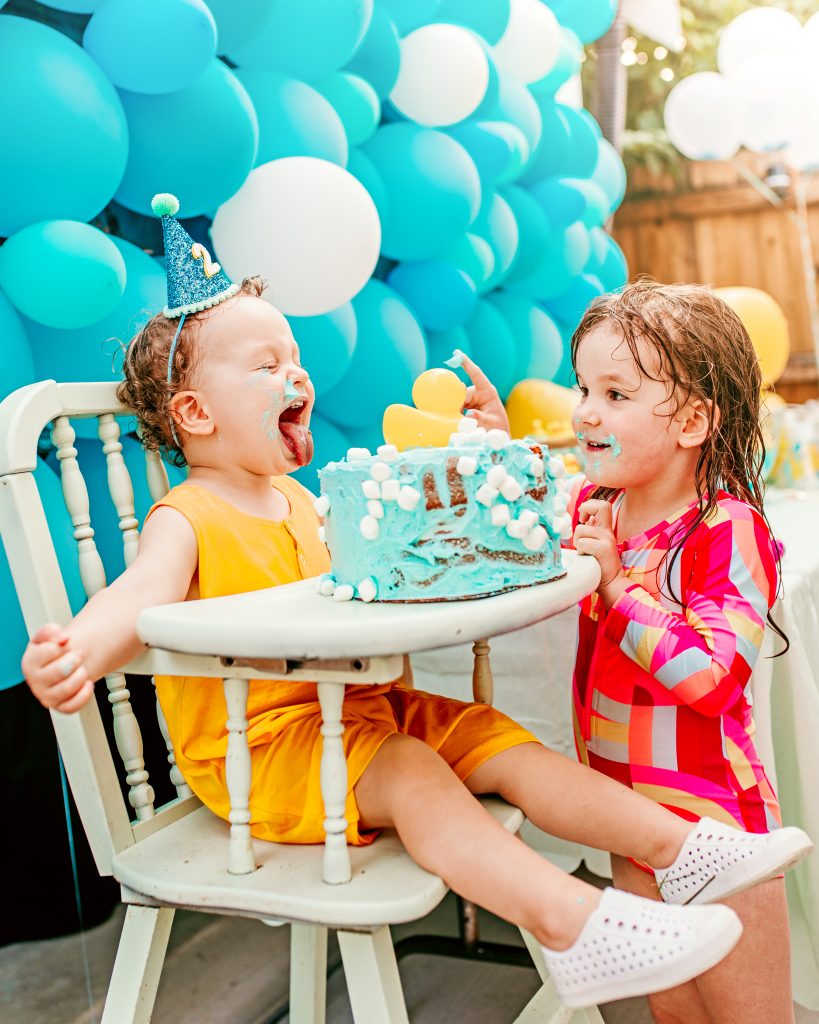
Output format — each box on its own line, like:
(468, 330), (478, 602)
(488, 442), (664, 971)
(0, 379), (604, 1024)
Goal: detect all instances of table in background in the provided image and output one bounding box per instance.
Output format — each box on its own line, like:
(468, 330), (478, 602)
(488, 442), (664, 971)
(412, 489), (819, 1010)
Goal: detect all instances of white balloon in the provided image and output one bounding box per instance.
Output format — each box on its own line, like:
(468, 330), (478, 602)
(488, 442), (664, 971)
(717, 7), (804, 76)
(663, 72), (740, 161)
(211, 158), (381, 317)
(786, 77), (819, 171)
(492, 0), (560, 85)
(390, 24), (490, 127)
(726, 55), (803, 154)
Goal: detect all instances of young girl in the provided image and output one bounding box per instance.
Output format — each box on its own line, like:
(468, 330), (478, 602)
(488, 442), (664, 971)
(557, 280), (808, 1024)
(19, 202), (810, 1011)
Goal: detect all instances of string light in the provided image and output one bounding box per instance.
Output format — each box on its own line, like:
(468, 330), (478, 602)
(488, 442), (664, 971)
(660, 67), (675, 82)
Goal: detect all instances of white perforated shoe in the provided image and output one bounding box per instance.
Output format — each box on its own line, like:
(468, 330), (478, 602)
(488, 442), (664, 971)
(655, 817), (813, 905)
(541, 887), (742, 1009)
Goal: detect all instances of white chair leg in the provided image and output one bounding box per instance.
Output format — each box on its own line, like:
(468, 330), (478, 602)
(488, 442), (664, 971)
(101, 905), (174, 1024)
(516, 928), (605, 1024)
(290, 923), (328, 1024)
(337, 925), (410, 1024)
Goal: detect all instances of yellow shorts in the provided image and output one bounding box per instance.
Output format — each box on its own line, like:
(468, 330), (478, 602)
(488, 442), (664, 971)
(184, 683), (538, 845)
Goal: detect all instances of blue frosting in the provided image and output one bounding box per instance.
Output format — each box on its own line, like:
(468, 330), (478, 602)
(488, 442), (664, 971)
(319, 439), (564, 602)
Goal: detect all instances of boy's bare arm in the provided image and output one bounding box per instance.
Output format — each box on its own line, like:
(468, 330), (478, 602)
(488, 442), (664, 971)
(23, 506), (198, 712)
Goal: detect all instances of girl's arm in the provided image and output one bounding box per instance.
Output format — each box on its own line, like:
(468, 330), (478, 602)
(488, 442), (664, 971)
(601, 506), (777, 717)
(22, 505), (198, 712)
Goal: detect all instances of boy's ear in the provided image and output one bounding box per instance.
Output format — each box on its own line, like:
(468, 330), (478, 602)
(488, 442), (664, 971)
(678, 398), (717, 449)
(170, 390), (215, 437)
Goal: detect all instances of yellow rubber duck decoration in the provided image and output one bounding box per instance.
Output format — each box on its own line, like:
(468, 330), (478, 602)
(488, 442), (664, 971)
(505, 379), (579, 443)
(383, 368), (467, 450)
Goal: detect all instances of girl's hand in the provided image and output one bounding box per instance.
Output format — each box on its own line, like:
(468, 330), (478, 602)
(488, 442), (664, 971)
(460, 354), (511, 434)
(22, 623), (94, 714)
(573, 499), (628, 606)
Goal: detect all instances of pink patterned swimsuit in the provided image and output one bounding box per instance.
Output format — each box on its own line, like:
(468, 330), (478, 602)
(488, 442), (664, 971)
(569, 481), (782, 835)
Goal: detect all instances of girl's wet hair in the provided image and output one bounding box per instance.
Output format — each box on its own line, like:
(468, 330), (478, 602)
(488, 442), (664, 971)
(117, 276), (265, 467)
(571, 277), (787, 653)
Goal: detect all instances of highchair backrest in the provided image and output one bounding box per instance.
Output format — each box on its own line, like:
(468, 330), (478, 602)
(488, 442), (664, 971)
(0, 380), (199, 877)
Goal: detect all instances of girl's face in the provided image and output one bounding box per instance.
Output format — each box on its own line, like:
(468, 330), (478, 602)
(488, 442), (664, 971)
(572, 323), (689, 490)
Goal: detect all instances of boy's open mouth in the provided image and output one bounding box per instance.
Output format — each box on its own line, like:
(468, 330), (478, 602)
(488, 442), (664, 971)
(278, 399), (313, 466)
(584, 439), (610, 452)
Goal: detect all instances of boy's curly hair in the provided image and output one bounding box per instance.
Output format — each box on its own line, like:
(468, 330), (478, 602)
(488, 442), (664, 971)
(117, 277), (265, 467)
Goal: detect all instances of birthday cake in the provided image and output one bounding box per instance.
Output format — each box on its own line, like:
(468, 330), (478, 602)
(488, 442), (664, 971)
(315, 421), (572, 603)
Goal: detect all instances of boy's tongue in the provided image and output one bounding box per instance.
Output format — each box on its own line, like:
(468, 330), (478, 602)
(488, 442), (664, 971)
(279, 421), (313, 466)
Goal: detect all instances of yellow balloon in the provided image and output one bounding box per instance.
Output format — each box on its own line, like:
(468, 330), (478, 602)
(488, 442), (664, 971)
(383, 368), (467, 451)
(714, 287), (790, 388)
(505, 379), (579, 441)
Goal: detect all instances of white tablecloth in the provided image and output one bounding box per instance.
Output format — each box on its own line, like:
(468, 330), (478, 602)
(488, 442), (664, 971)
(411, 489), (819, 1008)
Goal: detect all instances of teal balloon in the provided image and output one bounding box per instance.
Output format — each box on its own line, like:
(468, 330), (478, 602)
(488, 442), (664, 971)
(426, 326), (471, 385)
(315, 72), (381, 147)
(528, 178), (586, 229)
(489, 291), (563, 381)
(447, 121), (529, 186)
(287, 304), (357, 398)
(434, 0), (510, 44)
(586, 228), (628, 293)
(24, 236), (178, 388)
(379, 0), (441, 34)
(115, 60), (258, 216)
(0, 222), (126, 330)
(558, 104), (600, 178)
(463, 299), (518, 400)
(489, 76), (542, 158)
(544, 0), (617, 45)
(544, 274), (605, 325)
(592, 137), (627, 213)
(469, 191), (519, 292)
(517, 100), (571, 185)
(236, 69), (347, 167)
(530, 28), (583, 96)
(347, 148), (390, 225)
(345, 6), (401, 99)
(577, 108), (603, 139)
(207, 0), (275, 54)
(321, 280), (427, 428)
(502, 185), (553, 282)
(84, 0), (217, 94)
(38, 0), (104, 9)
(0, 16), (128, 236)
(294, 413), (350, 494)
(387, 261), (478, 331)
(0, 289), (35, 402)
(227, 0), (372, 81)
(446, 233), (495, 292)
(361, 124), (482, 261)
(507, 220), (591, 302)
(551, 321), (577, 388)
(0, 459), (88, 691)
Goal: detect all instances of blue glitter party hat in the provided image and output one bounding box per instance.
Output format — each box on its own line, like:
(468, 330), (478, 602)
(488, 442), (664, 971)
(151, 193), (239, 318)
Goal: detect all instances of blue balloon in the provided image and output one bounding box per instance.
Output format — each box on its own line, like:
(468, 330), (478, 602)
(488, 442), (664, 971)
(320, 280), (427, 428)
(463, 299), (519, 400)
(544, 0), (617, 45)
(544, 274), (605, 326)
(0, 221), (126, 330)
(387, 261), (478, 331)
(469, 191), (519, 292)
(315, 72), (381, 147)
(24, 236), (182, 389)
(506, 220), (591, 302)
(345, 5), (401, 99)
(518, 99), (572, 185)
(434, 0), (510, 44)
(84, 0), (217, 94)
(528, 178), (587, 230)
(206, 0), (276, 54)
(228, 0), (373, 81)
(426, 325), (471, 385)
(489, 76), (542, 159)
(0, 289), (35, 403)
(115, 60), (258, 217)
(446, 233), (495, 292)
(38, 0), (104, 9)
(236, 69), (348, 167)
(0, 16), (128, 236)
(502, 185), (553, 283)
(379, 0), (441, 34)
(447, 121), (529, 187)
(586, 228), (628, 293)
(530, 28), (583, 96)
(592, 137), (627, 213)
(287, 304), (357, 398)
(558, 104), (601, 178)
(489, 291), (563, 381)
(0, 459), (88, 692)
(294, 413), (350, 494)
(347, 148), (390, 226)
(361, 124), (482, 261)
(551, 321), (577, 388)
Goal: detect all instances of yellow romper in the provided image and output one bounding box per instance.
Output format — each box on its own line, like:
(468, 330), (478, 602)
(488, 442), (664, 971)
(150, 477), (538, 845)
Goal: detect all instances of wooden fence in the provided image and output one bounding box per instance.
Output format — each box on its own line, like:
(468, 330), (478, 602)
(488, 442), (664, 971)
(612, 157), (819, 404)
